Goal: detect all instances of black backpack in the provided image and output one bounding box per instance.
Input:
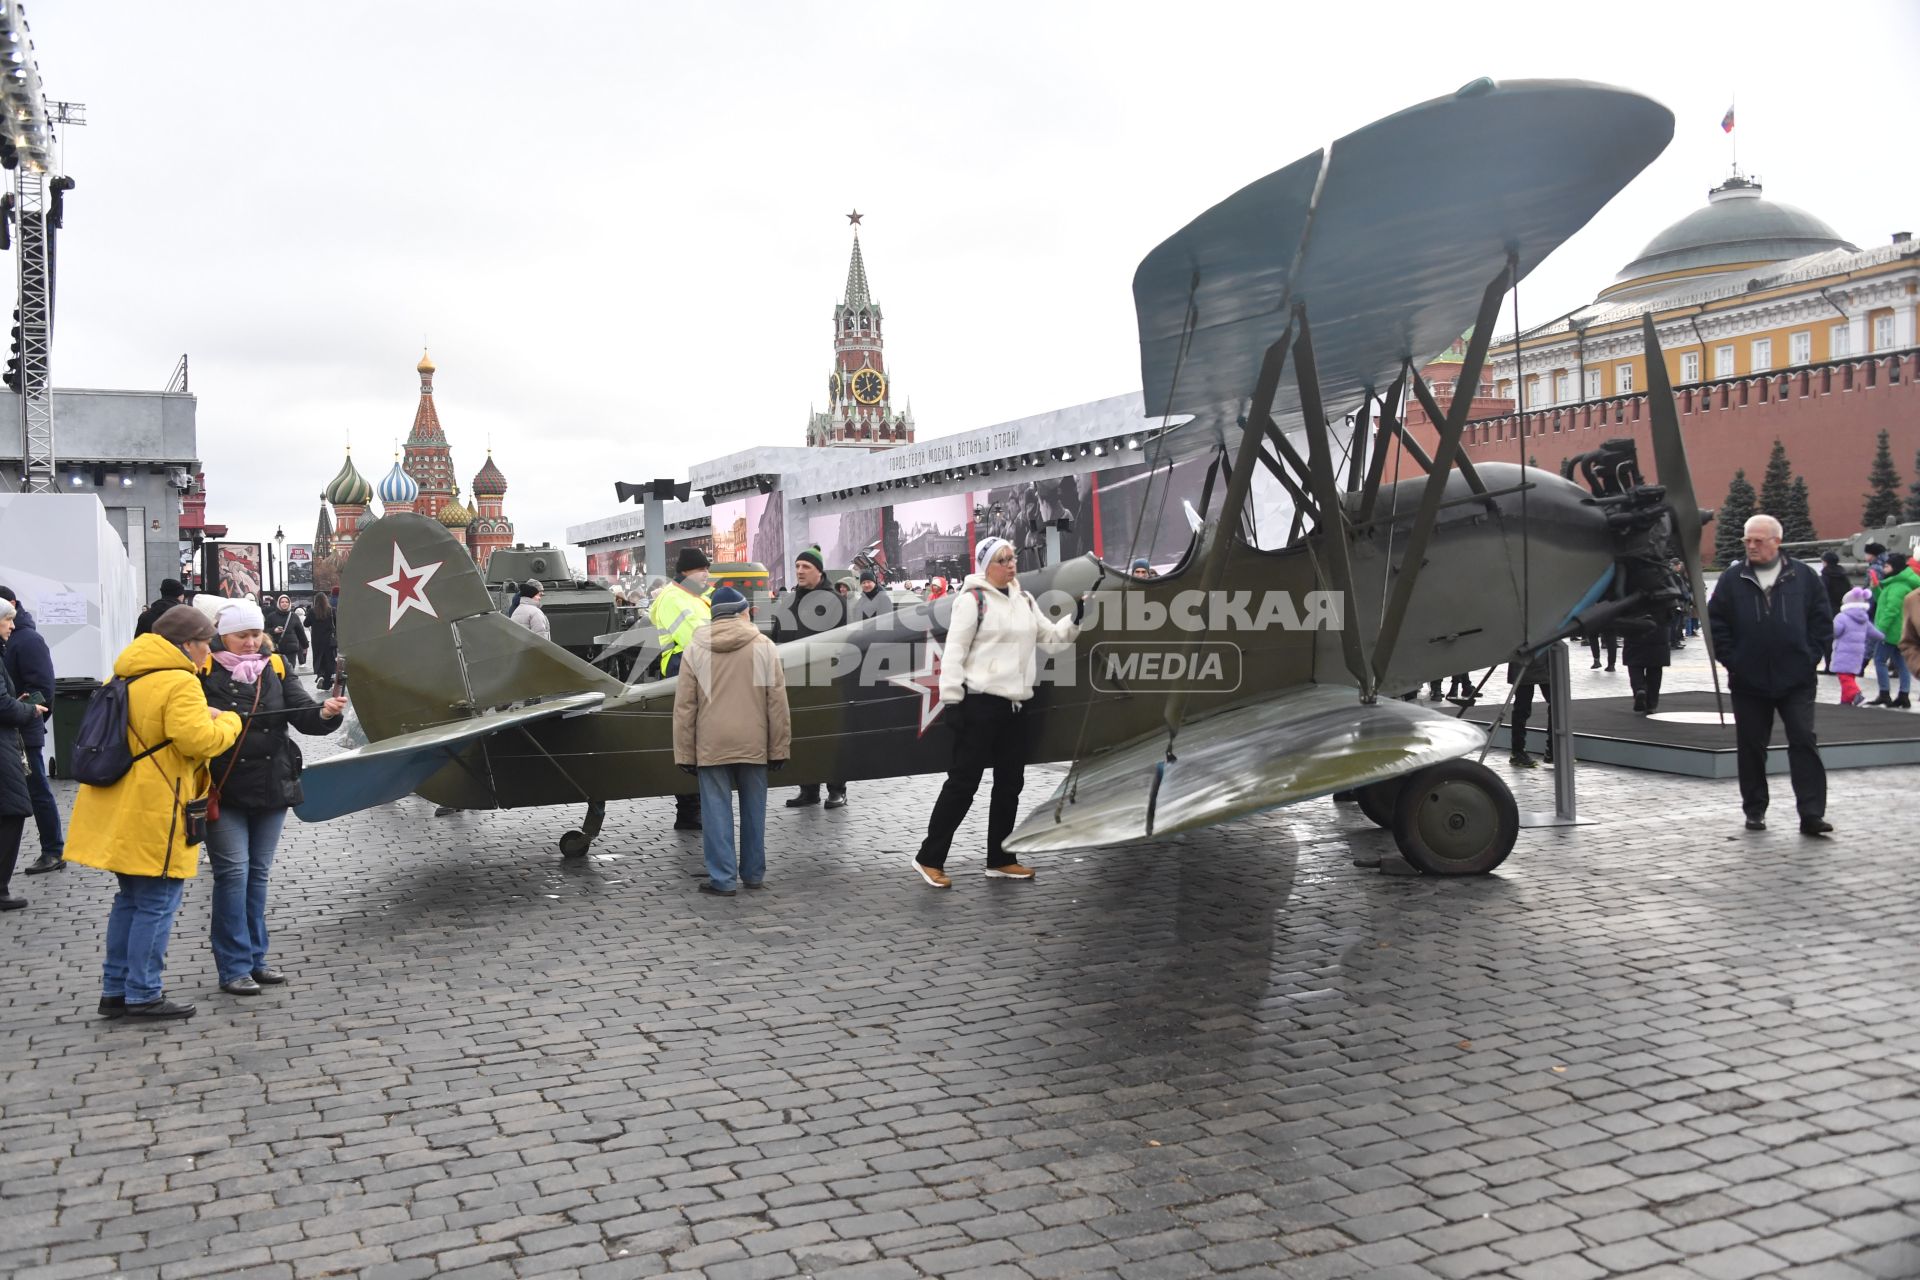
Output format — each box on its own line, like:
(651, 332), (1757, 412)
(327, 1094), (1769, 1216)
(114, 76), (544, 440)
(69, 672), (172, 786)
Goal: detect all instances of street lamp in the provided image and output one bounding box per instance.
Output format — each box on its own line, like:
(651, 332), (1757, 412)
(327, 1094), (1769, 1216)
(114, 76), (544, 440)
(273, 526), (286, 594)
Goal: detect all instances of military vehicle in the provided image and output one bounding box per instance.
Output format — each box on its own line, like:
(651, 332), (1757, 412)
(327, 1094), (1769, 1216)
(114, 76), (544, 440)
(484, 544), (625, 663)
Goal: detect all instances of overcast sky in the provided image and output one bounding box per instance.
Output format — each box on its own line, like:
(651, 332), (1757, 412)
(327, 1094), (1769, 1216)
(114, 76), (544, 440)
(29, 0), (1919, 553)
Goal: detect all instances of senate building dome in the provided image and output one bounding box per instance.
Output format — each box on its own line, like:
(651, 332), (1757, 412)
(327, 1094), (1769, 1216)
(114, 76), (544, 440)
(1603, 174), (1856, 302)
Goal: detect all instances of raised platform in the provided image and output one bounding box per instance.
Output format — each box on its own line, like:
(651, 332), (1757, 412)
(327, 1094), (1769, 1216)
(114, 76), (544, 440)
(1465, 690), (1920, 778)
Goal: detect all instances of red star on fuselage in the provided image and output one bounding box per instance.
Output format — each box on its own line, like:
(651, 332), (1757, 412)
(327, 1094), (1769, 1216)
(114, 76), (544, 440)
(367, 543), (442, 630)
(887, 637), (948, 736)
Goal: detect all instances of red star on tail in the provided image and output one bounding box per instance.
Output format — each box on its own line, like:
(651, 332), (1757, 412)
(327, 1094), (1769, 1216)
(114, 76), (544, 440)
(367, 543), (442, 630)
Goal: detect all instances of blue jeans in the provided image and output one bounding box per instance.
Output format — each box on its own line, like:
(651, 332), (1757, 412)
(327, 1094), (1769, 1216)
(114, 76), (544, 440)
(1874, 639), (1911, 696)
(207, 807), (288, 982)
(698, 764), (767, 891)
(23, 741), (62, 855)
(103, 874), (188, 1004)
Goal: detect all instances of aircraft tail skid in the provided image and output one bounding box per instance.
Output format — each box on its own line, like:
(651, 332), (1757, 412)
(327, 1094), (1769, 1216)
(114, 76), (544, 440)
(337, 514), (623, 744)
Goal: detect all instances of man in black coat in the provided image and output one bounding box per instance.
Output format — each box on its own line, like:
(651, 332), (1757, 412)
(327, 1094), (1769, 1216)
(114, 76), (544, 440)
(850, 567), (894, 622)
(0, 587), (63, 873)
(134, 578), (186, 636)
(1708, 513), (1834, 836)
(769, 547), (848, 809)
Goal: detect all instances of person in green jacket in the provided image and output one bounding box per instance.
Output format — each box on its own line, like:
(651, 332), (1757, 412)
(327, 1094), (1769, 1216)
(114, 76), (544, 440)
(1869, 553), (1917, 708)
(650, 547), (713, 829)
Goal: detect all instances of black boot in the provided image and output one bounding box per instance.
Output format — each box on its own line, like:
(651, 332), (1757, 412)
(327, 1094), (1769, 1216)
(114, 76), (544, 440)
(1869, 692), (1892, 706)
(1896, 693), (1913, 710)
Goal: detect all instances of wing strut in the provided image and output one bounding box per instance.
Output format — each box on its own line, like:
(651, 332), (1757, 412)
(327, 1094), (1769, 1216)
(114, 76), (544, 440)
(1160, 328), (1291, 751)
(1356, 363), (1409, 523)
(1407, 372), (1492, 500)
(1291, 307), (1377, 696)
(1368, 257), (1515, 690)
(1345, 393), (1372, 495)
(1254, 442), (1313, 522)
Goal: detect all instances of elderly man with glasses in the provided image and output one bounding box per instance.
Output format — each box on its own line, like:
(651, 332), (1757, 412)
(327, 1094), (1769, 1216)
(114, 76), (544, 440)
(1707, 513), (1834, 835)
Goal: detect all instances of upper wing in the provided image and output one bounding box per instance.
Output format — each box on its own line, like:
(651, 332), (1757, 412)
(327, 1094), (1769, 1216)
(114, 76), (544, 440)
(292, 692), (606, 822)
(1003, 685), (1484, 855)
(1133, 79), (1673, 452)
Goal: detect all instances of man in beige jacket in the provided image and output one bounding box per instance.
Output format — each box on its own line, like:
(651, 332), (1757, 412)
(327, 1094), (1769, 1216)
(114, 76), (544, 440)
(674, 588), (791, 896)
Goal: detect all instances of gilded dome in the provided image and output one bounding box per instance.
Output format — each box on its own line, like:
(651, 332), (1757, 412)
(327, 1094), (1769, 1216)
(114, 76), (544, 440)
(1606, 175), (1855, 299)
(438, 486), (474, 528)
(323, 449), (374, 506)
(377, 454), (420, 506)
(472, 450), (508, 497)
(417, 348), (436, 374)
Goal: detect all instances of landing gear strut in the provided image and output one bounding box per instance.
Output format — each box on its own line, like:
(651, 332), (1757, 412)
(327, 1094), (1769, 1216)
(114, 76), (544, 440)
(559, 799), (606, 858)
(1354, 778), (1404, 831)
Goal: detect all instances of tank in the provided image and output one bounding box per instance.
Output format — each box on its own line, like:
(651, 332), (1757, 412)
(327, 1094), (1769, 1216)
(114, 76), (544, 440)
(485, 544), (629, 662)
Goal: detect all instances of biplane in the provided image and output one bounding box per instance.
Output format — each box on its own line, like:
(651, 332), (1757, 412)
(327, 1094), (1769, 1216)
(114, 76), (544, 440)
(298, 77), (1712, 875)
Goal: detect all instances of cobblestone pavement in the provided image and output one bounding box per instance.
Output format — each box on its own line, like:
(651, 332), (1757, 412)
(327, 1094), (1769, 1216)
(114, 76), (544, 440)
(2, 665), (1917, 1280)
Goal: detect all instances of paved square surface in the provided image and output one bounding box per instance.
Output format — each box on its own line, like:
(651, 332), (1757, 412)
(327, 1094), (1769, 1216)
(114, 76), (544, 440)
(3, 659), (1917, 1280)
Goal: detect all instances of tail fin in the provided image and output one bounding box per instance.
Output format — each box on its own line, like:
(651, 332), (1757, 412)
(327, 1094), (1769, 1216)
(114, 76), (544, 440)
(338, 515), (621, 742)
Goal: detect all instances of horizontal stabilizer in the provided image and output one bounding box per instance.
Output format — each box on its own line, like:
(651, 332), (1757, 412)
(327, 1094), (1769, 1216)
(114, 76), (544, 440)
(293, 692), (605, 822)
(1005, 686), (1484, 855)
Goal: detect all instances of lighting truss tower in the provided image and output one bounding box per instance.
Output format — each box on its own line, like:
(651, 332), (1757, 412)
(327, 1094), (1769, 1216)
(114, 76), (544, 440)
(15, 164), (51, 489)
(0, 1), (71, 492)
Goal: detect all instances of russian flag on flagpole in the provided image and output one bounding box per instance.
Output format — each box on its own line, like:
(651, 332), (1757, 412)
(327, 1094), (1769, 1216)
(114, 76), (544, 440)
(1721, 105), (1736, 133)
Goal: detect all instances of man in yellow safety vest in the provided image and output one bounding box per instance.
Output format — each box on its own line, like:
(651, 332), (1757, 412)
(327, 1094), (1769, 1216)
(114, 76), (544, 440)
(650, 546), (713, 829)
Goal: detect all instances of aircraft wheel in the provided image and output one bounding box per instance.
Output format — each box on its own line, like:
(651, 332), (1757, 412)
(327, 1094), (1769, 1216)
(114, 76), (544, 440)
(558, 830), (592, 858)
(1355, 778), (1403, 829)
(1391, 760), (1517, 876)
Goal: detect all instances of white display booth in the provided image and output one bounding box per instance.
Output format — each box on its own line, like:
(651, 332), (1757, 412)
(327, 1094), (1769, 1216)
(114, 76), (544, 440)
(0, 492), (143, 683)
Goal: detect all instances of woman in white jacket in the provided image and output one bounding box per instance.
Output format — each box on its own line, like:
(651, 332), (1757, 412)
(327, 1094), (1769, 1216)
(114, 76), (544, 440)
(914, 537), (1080, 888)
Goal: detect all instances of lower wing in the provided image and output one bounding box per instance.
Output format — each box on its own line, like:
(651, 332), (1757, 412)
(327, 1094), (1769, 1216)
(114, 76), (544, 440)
(1005, 685), (1484, 854)
(292, 693), (606, 822)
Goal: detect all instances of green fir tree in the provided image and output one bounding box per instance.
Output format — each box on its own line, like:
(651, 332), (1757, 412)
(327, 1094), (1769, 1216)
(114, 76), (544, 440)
(1715, 468), (1757, 566)
(1784, 476), (1816, 543)
(1863, 429), (1904, 528)
(1906, 448), (1920, 522)
(1757, 438), (1794, 521)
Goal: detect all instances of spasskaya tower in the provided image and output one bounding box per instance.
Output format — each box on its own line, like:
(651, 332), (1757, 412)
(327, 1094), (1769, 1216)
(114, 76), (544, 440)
(807, 211), (915, 450)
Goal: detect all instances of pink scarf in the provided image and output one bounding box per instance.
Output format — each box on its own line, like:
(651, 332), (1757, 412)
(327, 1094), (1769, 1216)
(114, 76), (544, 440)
(213, 650), (270, 684)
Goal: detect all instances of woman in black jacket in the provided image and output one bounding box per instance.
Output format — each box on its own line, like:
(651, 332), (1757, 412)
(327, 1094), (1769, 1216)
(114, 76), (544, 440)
(265, 594), (308, 670)
(307, 593), (337, 691)
(0, 598), (46, 909)
(200, 601), (345, 995)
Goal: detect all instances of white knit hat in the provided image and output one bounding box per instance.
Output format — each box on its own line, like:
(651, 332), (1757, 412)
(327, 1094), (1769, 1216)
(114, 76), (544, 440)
(216, 600), (267, 636)
(974, 536), (1012, 576)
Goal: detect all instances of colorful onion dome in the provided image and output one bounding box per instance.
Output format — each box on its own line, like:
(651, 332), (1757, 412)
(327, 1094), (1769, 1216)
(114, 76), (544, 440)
(471, 449), (508, 497)
(323, 448), (373, 506)
(437, 485), (474, 528)
(377, 453), (420, 506)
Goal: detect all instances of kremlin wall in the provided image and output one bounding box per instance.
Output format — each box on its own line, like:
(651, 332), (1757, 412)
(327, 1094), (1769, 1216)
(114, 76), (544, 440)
(1425, 174), (1918, 554)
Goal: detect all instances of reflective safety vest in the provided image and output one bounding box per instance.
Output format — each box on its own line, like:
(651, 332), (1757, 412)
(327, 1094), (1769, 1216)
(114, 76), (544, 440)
(650, 580), (711, 675)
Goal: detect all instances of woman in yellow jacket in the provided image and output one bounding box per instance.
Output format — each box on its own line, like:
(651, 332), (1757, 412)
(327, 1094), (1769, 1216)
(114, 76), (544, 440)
(66, 606), (242, 1021)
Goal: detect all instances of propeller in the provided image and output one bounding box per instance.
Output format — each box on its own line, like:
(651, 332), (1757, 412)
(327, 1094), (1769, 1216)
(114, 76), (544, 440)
(1639, 314), (1725, 719)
